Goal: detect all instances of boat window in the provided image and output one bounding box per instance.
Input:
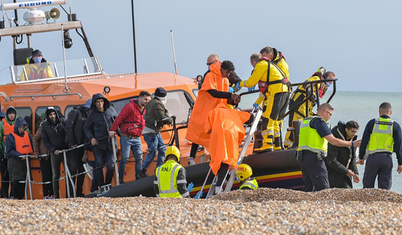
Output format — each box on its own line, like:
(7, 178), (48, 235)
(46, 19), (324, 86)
(65, 105), (76, 118)
(14, 107), (33, 134)
(192, 89), (199, 98)
(165, 90), (193, 124)
(111, 97), (136, 114)
(6, 57), (102, 85)
(35, 106), (62, 133)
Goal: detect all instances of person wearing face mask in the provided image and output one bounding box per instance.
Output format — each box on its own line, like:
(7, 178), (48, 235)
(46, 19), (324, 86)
(20, 50), (54, 81)
(284, 68), (336, 149)
(137, 87), (172, 179)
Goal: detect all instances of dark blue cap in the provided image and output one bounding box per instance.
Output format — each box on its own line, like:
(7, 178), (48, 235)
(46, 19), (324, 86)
(84, 99), (92, 109)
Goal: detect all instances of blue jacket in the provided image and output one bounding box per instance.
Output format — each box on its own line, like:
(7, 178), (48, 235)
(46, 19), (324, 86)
(84, 93), (118, 151)
(6, 117), (33, 158)
(359, 115), (402, 165)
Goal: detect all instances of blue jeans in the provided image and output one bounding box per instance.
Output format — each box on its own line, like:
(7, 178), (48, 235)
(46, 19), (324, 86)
(119, 135), (143, 181)
(93, 147), (115, 187)
(88, 161), (99, 192)
(142, 133), (166, 171)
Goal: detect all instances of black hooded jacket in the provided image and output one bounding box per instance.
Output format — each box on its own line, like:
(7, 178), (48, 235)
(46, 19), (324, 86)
(84, 93), (118, 151)
(66, 105), (89, 146)
(325, 121), (359, 188)
(41, 107), (68, 154)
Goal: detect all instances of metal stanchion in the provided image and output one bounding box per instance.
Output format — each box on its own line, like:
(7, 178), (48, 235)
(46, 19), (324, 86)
(24, 156), (33, 200)
(112, 136), (120, 186)
(63, 151), (72, 198)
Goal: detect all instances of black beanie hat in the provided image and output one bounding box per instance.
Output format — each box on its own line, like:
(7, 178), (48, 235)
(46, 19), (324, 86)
(155, 87), (167, 98)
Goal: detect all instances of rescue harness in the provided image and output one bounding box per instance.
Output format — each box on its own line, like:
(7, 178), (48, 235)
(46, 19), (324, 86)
(257, 57), (290, 95)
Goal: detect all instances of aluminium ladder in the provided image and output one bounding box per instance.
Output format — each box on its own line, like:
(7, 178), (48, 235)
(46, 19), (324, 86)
(198, 107), (263, 198)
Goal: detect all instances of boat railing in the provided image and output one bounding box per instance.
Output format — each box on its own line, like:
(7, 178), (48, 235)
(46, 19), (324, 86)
(285, 78), (337, 118)
(1, 56), (103, 85)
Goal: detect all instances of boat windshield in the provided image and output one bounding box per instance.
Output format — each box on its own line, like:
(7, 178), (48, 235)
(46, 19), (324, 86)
(0, 56), (102, 85)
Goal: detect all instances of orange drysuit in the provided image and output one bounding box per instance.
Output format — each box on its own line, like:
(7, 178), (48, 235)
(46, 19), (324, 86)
(185, 61), (229, 147)
(205, 103), (251, 175)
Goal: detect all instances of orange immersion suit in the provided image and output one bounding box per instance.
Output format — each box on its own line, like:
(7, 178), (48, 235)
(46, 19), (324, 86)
(185, 61), (229, 148)
(205, 103), (251, 175)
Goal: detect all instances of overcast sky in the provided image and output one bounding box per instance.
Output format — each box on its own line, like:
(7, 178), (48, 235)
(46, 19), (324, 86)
(0, 0), (401, 92)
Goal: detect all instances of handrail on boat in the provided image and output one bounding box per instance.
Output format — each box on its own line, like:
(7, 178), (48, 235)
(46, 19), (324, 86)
(9, 92), (83, 101)
(237, 78), (338, 119)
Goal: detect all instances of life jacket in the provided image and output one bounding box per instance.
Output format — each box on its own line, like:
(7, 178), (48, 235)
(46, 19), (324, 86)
(368, 117), (394, 154)
(4, 121), (14, 142)
(11, 131), (33, 155)
(257, 57), (290, 94)
(155, 160), (183, 198)
(311, 71), (329, 99)
(239, 178), (259, 190)
(298, 116), (328, 156)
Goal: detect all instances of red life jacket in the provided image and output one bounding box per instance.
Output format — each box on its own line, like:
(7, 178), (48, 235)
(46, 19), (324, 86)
(257, 57), (290, 94)
(11, 131), (33, 155)
(310, 72), (328, 98)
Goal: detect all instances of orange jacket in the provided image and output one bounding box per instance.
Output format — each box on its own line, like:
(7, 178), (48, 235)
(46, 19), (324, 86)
(3, 121), (14, 142)
(205, 103), (251, 175)
(185, 61), (229, 147)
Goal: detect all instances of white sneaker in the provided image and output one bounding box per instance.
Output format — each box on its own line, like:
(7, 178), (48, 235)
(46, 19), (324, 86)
(83, 163), (94, 179)
(187, 157), (196, 166)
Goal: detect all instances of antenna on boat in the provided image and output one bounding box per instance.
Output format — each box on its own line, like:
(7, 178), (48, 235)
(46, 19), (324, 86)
(170, 30), (178, 75)
(61, 23), (70, 93)
(131, 0), (137, 73)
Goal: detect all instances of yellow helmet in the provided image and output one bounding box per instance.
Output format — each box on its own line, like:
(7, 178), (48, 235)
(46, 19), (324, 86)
(317, 66), (326, 76)
(236, 164), (253, 181)
(165, 145), (181, 162)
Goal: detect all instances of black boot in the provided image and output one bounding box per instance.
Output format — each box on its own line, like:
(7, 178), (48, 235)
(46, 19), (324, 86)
(138, 169), (148, 179)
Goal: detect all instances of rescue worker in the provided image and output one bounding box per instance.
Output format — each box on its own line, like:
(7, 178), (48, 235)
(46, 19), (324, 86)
(236, 163), (259, 190)
(326, 120), (360, 188)
(358, 102), (402, 190)
(237, 53), (290, 152)
(0, 106), (19, 198)
(284, 68), (336, 148)
(260, 46), (289, 78)
(20, 50), (53, 81)
(298, 103), (361, 192)
(186, 60), (240, 165)
(5, 117), (33, 199)
(205, 103), (253, 193)
(153, 146), (189, 198)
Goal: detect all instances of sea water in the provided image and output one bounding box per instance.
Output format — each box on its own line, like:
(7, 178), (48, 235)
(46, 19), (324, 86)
(238, 90), (402, 193)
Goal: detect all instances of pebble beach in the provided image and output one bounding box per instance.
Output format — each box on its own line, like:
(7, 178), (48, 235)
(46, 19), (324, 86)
(1, 188), (402, 234)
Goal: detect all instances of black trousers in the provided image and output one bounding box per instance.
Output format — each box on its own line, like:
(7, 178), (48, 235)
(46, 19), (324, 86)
(1, 157), (10, 198)
(68, 148), (85, 196)
(11, 180), (25, 200)
(39, 156), (53, 197)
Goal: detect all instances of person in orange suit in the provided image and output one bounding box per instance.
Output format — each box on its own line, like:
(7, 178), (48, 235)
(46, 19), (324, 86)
(205, 103), (254, 193)
(186, 59), (240, 165)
